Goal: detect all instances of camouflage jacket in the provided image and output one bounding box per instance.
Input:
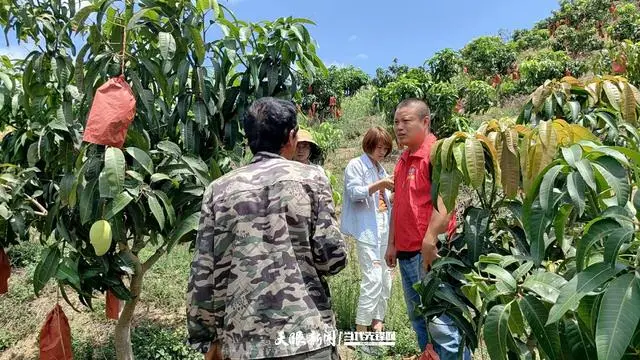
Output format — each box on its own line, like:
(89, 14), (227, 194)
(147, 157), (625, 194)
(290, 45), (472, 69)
(187, 152), (347, 359)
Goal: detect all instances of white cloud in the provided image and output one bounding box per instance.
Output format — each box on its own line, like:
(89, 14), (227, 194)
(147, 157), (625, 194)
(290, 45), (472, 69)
(348, 35), (358, 42)
(355, 53), (369, 60)
(0, 45), (30, 60)
(328, 61), (347, 68)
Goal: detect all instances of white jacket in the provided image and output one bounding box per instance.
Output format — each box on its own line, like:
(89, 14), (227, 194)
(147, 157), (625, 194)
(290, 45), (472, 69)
(340, 154), (392, 246)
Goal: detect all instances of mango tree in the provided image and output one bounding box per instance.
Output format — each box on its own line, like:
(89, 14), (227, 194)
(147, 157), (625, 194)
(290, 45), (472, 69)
(0, 0), (325, 358)
(419, 78), (640, 359)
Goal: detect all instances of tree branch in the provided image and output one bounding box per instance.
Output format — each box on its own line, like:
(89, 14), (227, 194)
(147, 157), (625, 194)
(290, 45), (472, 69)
(142, 247), (165, 273)
(26, 194), (48, 216)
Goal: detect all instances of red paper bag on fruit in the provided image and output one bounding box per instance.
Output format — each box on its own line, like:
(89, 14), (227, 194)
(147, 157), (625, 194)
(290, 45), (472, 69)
(0, 248), (10, 294)
(40, 304), (73, 360)
(419, 344), (440, 360)
(83, 75), (136, 148)
(106, 289), (122, 320)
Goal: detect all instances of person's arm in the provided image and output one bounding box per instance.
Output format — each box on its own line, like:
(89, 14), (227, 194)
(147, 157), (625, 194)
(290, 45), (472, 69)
(312, 172), (347, 276)
(345, 160), (392, 201)
(385, 206), (397, 268)
(186, 186), (223, 356)
(421, 195), (453, 271)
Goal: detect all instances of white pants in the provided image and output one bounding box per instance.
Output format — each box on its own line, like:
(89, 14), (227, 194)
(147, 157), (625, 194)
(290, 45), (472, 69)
(355, 211), (392, 326)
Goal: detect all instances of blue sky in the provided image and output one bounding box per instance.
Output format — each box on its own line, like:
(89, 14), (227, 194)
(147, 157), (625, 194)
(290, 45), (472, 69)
(227, 0), (560, 74)
(0, 0), (561, 75)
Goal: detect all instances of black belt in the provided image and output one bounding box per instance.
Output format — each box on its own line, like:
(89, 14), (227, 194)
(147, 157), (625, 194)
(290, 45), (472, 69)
(396, 250), (420, 260)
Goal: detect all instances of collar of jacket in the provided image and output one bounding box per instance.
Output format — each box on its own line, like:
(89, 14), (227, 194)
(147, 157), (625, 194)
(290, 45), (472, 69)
(251, 151), (286, 164)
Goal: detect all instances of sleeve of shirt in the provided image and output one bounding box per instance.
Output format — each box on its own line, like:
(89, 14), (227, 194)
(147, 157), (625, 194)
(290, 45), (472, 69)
(312, 172), (348, 276)
(344, 159), (369, 202)
(186, 185), (222, 353)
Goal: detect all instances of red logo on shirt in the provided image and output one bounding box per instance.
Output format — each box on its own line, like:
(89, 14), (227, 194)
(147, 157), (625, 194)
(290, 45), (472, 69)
(407, 167), (416, 181)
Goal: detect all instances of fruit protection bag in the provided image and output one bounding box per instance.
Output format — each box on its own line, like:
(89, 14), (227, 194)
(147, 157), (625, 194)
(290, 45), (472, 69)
(419, 344), (440, 360)
(40, 304), (73, 360)
(106, 289), (122, 320)
(82, 75), (136, 148)
(0, 248), (9, 294)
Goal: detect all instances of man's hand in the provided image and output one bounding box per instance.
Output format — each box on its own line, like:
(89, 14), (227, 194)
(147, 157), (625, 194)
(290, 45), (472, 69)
(421, 240), (439, 272)
(205, 341), (223, 360)
(385, 243), (397, 268)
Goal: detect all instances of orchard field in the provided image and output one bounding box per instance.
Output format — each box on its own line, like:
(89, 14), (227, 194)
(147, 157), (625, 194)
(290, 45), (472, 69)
(3, 0), (640, 359)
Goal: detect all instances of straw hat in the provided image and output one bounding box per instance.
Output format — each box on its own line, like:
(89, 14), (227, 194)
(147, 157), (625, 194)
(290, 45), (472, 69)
(297, 129), (318, 146)
(296, 129), (323, 163)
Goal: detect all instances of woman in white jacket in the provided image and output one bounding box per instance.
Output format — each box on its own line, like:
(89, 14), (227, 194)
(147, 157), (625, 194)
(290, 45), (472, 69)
(341, 126), (394, 333)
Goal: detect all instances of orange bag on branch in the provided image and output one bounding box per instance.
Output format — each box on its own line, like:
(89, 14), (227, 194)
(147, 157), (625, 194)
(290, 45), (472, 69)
(0, 248), (10, 294)
(40, 304), (73, 360)
(82, 75), (136, 148)
(419, 344), (440, 360)
(106, 289), (122, 320)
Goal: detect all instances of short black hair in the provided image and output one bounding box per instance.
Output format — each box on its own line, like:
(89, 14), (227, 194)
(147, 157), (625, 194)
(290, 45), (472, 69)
(395, 98), (431, 120)
(243, 97), (298, 154)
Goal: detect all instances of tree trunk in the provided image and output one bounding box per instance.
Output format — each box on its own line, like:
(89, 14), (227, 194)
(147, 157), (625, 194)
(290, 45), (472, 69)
(114, 252), (144, 360)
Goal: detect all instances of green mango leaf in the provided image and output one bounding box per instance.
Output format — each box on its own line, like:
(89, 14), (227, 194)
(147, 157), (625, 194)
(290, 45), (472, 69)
(602, 80), (621, 111)
(596, 274), (640, 360)
(99, 147), (126, 198)
(79, 179), (98, 225)
(438, 167), (463, 213)
(147, 193), (165, 230)
(554, 203), (574, 254)
(153, 190), (176, 226)
(34, 246), (61, 296)
(484, 264), (517, 293)
(603, 226), (634, 267)
(567, 171), (587, 216)
(157, 140), (182, 158)
(55, 257), (80, 288)
(126, 8), (158, 30)
(125, 147), (154, 175)
(465, 137), (485, 189)
(576, 218), (621, 271)
(158, 32), (176, 60)
(593, 156), (630, 207)
(562, 144), (582, 167)
(463, 207), (490, 264)
(522, 272), (567, 304)
(520, 295), (562, 359)
(547, 263), (624, 325)
(539, 164), (563, 213)
(562, 318), (597, 360)
(166, 212), (200, 251)
(104, 192), (133, 220)
(189, 26), (206, 66)
(576, 158), (597, 191)
(484, 303), (512, 360)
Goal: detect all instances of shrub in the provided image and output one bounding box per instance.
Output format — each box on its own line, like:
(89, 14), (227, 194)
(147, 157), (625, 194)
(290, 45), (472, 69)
(512, 28), (551, 51)
(519, 50), (583, 88)
(551, 24), (604, 53)
(461, 36), (517, 78)
(609, 3), (640, 42)
(6, 240), (42, 268)
(73, 323), (201, 360)
(426, 48), (462, 83)
(426, 82), (459, 138)
(462, 80), (497, 115)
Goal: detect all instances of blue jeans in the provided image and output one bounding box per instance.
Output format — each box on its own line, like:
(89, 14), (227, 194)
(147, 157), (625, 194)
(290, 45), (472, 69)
(399, 253), (471, 360)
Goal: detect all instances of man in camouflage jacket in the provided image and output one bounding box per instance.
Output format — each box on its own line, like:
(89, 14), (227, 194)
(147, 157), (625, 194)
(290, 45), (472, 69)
(187, 97), (347, 360)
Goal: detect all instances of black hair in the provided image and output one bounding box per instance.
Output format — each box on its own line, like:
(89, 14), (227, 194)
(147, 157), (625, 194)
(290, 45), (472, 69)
(243, 97), (298, 154)
(395, 98), (431, 120)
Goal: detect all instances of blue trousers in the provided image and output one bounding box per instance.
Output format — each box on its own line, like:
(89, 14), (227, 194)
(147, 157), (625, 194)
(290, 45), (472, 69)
(398, 253), (471, 360)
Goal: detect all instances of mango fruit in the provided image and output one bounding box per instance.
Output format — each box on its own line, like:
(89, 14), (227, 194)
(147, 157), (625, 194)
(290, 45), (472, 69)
(90, 220), (112, 256)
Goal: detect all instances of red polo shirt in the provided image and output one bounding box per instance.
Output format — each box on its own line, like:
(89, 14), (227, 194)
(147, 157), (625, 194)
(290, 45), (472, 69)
(393, 133), (456, 252)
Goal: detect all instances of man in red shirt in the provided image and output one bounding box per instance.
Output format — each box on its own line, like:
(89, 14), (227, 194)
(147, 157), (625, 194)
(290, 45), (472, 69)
(385, 99), (469, 360)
